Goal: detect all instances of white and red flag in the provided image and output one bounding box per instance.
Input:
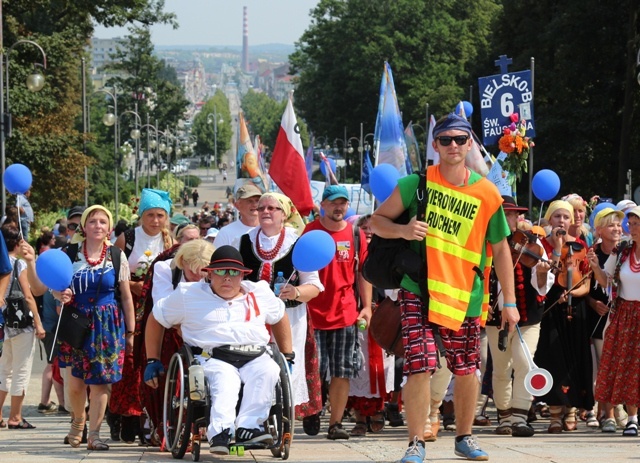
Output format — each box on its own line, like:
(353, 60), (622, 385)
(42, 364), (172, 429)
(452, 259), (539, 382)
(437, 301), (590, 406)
(269, 97), (315, 215)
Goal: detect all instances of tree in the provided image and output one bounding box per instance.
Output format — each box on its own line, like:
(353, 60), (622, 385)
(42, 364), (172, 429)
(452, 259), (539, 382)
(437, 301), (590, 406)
(290, 0), (500, 143)
(192, 91), (232, 166)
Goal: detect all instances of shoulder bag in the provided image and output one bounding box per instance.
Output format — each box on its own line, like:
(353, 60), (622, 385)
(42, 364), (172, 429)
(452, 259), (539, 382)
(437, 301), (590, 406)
(3, 262), (33, 329)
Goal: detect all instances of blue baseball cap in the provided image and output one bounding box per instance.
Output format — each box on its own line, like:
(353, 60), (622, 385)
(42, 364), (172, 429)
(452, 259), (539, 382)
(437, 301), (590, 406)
(322, 185), (349, 201)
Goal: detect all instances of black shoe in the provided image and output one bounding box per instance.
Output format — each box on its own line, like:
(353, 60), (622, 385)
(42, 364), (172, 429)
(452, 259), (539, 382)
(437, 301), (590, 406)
(302, 413), (321, 436)
(209, 428), (231, 455)
(235, 427), (274, 445)
(106, 411), (121, 442)
(57, 406), (70, 415)
(120, 415), (137, 444)
(386, 403), (405, 427)
(37, 401), (58, 414)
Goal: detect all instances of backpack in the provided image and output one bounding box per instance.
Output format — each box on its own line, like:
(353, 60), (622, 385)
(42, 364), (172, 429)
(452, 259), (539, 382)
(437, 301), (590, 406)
(362, 173), (428, 289)
(3, 262), (33, 329)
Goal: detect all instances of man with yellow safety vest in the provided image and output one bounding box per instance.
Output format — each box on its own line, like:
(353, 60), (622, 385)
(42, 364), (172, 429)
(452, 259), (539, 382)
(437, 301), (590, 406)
(371, 113), (518, 463)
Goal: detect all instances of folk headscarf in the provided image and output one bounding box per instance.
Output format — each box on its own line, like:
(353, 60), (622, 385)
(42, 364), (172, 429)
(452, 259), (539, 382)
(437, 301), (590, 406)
(260, 192), (305, 236)
(70, 205), (113, 245)
(139, 188), (172, 215)
(544, 200), (575, 224)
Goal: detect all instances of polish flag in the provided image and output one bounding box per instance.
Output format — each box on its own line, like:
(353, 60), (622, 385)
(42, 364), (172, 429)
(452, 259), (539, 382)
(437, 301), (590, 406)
(269, 98), (314, 215)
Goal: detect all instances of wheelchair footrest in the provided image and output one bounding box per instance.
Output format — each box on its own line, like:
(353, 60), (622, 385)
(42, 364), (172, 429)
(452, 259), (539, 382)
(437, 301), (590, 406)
(229, 445), (245, 456)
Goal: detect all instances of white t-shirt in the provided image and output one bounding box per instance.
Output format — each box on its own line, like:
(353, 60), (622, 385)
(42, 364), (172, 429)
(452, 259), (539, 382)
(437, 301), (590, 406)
(214, 220), (256, 249)
(153, 280), (285, 349)
(604, 253), (640, 301)
(128, 227), (165, 274)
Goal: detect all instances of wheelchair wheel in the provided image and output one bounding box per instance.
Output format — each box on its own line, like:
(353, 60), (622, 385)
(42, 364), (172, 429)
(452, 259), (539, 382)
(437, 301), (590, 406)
(163, 351), (192, 459)
(269, 346), (294, 460)
(191, 440), (200, 462)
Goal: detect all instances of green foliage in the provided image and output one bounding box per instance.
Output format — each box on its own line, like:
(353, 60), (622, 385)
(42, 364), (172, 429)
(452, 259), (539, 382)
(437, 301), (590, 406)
(192, 91), (232, 166)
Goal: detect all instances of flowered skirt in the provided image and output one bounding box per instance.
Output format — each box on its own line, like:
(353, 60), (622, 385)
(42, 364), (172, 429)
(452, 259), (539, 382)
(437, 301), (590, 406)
(594, 298), (640, 406)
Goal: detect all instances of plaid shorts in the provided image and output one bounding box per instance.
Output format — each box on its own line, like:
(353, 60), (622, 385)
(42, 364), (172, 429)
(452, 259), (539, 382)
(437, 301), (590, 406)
(399, 290), (481, 376)
(315, 325), (362, 379)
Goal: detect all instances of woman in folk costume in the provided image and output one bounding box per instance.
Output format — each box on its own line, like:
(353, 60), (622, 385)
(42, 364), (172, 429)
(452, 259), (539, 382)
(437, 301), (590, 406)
(109, 188), (174, 443)
(238, 192), (325, 435)
(50, 205), (135, 450)
(533, 200), (594, 433)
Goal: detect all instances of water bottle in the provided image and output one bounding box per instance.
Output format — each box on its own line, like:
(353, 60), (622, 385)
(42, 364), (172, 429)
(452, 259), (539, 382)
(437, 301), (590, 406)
(357, 319), (367, 331)
(188, 363), (205, 401)
(274, 272), (286, 296)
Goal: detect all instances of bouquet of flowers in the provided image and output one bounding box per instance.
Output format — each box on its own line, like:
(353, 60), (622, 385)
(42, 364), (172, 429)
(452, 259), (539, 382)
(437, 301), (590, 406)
(134, 250), (153, 278)
(498, 113), (534, 183)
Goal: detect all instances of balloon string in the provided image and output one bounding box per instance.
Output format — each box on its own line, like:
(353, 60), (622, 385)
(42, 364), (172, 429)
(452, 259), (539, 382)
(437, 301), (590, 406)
(49, 302), (64, 363)
(538, 200), (545, 226)
(16, 194), (24, 239)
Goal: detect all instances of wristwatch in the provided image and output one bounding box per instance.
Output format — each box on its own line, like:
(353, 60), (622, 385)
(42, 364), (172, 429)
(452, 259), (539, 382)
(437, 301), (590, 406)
(294, 287), (301, 300)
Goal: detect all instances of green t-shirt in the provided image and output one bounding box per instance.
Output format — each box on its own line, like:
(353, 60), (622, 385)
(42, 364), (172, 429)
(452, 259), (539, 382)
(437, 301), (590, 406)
(397, 170), (509, 317)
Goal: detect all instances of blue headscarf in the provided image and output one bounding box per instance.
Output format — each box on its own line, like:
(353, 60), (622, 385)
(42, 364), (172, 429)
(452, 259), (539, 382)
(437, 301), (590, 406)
(139, 188), (172, 215)
(433, 113), (472, 138)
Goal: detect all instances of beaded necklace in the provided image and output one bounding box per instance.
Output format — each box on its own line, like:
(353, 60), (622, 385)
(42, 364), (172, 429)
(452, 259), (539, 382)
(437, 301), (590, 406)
(630, 246), (640, 273)
(255, 228), (286, 261)
(83, 242), (108, 266)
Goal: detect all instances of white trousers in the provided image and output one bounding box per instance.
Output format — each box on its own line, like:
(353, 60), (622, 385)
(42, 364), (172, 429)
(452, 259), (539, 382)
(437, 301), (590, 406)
(486, 323), (541, 412)
(0, 330), (35, 396)
(200, 353), (280, 440)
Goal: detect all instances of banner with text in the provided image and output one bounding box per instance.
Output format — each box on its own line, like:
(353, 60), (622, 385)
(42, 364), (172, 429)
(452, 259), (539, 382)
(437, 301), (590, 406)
(478, 70), (535, 146)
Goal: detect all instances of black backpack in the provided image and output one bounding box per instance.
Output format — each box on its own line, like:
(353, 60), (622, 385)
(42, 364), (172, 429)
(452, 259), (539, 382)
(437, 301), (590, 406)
(362, 173), (428, 289)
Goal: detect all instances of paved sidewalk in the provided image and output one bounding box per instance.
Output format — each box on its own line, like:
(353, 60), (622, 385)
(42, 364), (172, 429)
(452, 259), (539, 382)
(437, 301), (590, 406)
(2, 350), (640, 463)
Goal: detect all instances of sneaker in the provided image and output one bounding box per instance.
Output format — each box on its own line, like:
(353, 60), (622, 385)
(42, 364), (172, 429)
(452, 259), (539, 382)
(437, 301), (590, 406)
(399, 437), (426, 463)
(235, 427), (274, 445)
(326, 422), (349, 440)
(57, 406), (70, 415)
(386, 403), (405, 427)
(454, 435), (489, 461)
(37, 402), (58, 414)
(209, 428), (231, 455)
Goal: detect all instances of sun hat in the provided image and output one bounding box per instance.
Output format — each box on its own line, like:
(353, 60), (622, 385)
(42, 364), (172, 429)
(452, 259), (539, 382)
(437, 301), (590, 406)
(501, 195), (528, 213)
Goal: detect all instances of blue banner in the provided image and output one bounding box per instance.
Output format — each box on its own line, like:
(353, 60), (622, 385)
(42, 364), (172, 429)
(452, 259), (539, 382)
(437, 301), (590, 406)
(478, 70), (535, 146)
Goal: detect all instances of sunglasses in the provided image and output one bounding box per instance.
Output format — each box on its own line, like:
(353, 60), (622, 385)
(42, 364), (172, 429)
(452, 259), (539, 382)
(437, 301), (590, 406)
(256, 206), (283, 212)
(211, 269), (242, 277)
(436, 135), (470, 146)
(67, 223), (79, 231)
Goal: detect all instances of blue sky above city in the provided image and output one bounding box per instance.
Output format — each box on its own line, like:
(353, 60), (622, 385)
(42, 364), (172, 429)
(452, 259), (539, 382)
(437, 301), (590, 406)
(93, 0), (319, 46)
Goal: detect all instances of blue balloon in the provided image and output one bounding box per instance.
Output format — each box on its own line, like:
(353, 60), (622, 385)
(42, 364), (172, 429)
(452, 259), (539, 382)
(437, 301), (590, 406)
(36, 249), (74, 291)
(345, 207), (356, 219)
(622, 215), (630, 234)
(589, 202), (615, 228)
(370, 164), (401, 202)
(319, 157), (337, 177)
(456, 101), (474, 118)
(532, 170), (561, 202)
(4, 163), (32, 195)
(292, 230), (336, 272)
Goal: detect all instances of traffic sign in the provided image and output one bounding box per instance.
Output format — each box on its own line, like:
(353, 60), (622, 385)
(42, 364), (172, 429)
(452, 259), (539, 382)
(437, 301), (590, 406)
(478, 69), (535, 146)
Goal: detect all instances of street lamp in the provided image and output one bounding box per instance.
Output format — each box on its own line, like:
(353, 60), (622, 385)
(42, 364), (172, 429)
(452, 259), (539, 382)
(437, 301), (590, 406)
(119, 107), (142, 196)
(141, 121), (160, 189)
(208, 107), (223, 179)
(0, 39), (47, 217)
(91, 88), (119, 221)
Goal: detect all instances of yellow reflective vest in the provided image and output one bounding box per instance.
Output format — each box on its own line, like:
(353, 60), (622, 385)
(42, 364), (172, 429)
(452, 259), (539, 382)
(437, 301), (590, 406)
(425, 165), (502, 331)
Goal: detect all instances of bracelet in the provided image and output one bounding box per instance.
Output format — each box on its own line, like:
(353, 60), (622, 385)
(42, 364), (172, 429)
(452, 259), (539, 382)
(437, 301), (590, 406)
(294, 288), (301, 300)
(503, 303), (518, 308)
(552, 249), (561, 257)
(126, 330), (136, 337)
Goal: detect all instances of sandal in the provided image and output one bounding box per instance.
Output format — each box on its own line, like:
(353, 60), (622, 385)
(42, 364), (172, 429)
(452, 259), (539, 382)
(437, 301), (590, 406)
(7, 419), (36, 429)
(622, 421), (638, 437)
(423, 420), (437, 442)
(563, 407), (577, 432)
(367, 412), (385, 433)
(535, 403), (551, 418)
(0, 419), (5, 428)
(350, 422), (367, 437)
(88, 431), (110, 450)
(302, 413), (321, 436)
(586, 411), (599, 428)
(67, 418), (86, 448)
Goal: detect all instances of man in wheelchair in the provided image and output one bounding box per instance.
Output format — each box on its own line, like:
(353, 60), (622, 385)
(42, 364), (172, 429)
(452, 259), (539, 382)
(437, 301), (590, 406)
(144, 245), (293, 455)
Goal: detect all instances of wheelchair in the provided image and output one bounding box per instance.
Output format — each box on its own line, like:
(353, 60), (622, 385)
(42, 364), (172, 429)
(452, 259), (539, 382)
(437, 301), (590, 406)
(163, 342), (294, 461)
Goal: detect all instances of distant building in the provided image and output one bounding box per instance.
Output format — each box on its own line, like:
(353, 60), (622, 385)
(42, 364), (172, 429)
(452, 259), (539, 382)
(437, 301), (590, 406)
(89, 37), (127, 89)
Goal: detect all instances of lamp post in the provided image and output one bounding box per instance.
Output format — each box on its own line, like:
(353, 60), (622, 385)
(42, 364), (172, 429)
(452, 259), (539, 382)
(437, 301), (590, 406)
(347, 136), (360, 181)
(141, 120), (159, 189)
(92, 88), (119, 221)
(0, 38), (47, 217)
(207, 107), (223, 179)
(119, 107), (142, 196)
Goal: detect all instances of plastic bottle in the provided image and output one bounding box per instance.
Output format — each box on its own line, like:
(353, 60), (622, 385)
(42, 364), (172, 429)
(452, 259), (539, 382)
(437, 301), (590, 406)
(188, 363), (205, 401)
(274, 271), (286, 296)
(357, 319), (367, 331)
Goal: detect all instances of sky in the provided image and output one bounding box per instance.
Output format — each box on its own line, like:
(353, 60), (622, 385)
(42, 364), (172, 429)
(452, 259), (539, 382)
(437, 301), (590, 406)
(93, 0), (320, 46)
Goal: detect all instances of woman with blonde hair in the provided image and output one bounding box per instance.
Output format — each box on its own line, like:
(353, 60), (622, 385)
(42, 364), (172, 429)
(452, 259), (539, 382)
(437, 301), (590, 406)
(110, 188), (174, 443)
(49, 205), (135, 450)
(563, 194), (594, 247)
(238, 192), (324, 435)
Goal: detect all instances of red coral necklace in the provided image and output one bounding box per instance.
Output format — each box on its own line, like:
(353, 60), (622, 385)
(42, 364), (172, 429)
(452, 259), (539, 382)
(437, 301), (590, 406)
(83, 242), (108, 266)
(255, 228), (286, 261)
(630, 248), (640, 273)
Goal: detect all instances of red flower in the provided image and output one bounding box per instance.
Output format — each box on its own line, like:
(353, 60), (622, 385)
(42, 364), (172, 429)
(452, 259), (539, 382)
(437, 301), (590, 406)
(510, 113), (519, 123)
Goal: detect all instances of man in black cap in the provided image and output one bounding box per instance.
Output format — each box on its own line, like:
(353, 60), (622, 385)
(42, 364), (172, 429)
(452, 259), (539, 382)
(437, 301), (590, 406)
(485, 196), (553, 437)
(65, 206), (85, 243)
(145, 245), (293, 455)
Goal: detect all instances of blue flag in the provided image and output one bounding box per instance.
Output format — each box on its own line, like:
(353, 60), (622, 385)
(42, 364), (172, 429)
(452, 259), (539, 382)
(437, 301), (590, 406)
(361, 148), (374, 194)
(305, 136), (314, 181)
